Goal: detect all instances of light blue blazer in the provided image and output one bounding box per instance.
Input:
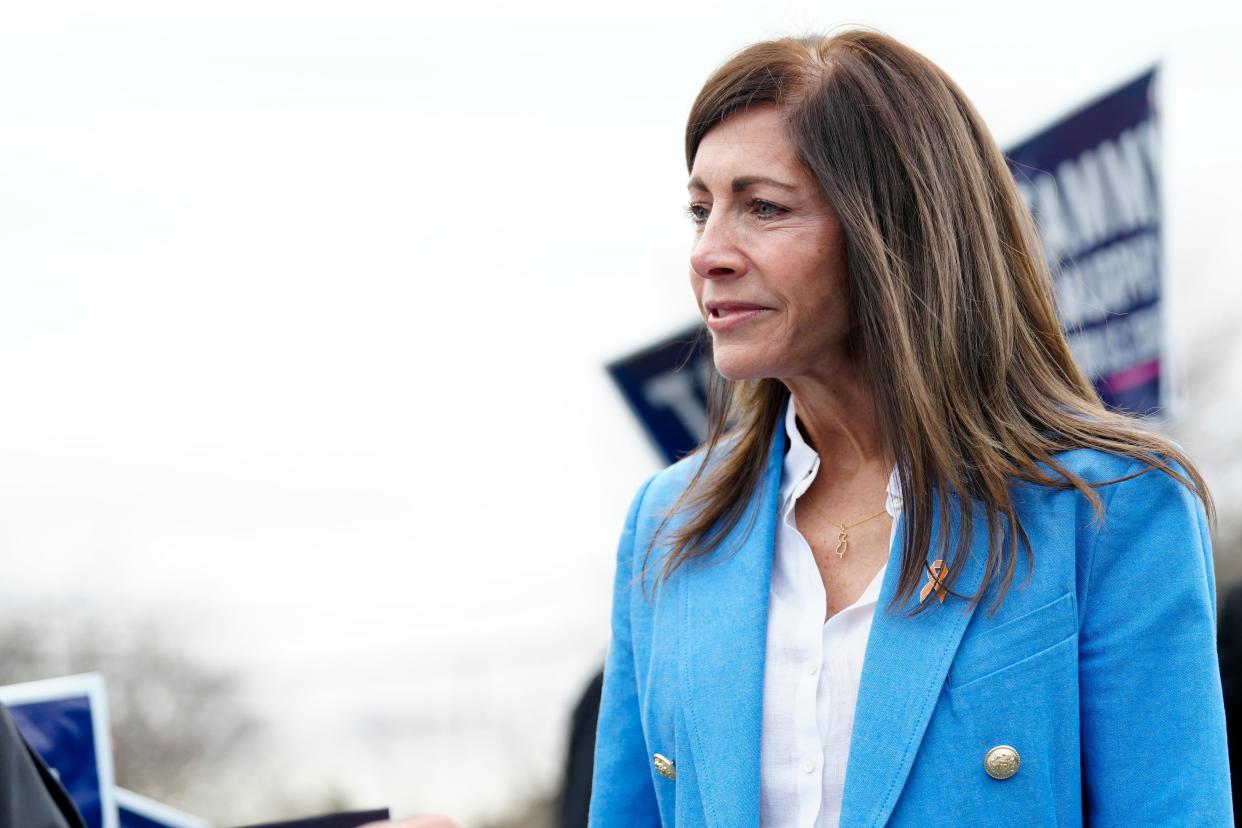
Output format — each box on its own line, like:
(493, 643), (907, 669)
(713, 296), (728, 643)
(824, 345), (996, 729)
(589, 417), (1232, 827)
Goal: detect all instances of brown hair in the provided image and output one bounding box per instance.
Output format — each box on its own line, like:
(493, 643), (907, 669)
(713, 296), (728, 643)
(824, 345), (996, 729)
(655, 29), (1211, 614)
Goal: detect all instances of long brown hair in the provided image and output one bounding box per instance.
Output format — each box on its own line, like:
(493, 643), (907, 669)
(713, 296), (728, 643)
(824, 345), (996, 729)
(656, 30), (1211, 614)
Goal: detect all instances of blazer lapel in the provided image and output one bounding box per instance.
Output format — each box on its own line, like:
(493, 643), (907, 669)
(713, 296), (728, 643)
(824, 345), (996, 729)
(839, 496), (991, 827)
(679, 417), (787, 828)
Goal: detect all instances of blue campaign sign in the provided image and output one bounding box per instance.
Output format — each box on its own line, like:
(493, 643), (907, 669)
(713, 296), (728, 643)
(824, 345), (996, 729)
(606, 324), (712, 464)
(116, 788), (208, 828)
(1008, 68), (1162, 415)
(0, 673), (119, 828)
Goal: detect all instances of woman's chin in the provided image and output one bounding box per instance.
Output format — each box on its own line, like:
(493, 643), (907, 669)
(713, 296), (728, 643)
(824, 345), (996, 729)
(711, 355), (773, 382)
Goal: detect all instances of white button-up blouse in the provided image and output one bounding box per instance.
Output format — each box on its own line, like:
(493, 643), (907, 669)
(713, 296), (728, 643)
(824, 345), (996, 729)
(759, 397), (903, 828)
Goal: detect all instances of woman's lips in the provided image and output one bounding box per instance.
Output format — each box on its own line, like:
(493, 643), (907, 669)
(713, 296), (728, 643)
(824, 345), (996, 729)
(706, 305), (771, 332)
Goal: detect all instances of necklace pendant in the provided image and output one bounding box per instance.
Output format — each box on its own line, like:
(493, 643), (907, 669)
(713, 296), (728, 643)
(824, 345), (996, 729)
(834, 528), (848, 558)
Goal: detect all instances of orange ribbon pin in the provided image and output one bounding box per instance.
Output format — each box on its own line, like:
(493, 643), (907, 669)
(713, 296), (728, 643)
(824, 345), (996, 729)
(920, 559), (949, 604)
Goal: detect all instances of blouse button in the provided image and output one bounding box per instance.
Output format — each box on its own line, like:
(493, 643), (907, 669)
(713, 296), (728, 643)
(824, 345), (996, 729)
(801, 757), (817, 774)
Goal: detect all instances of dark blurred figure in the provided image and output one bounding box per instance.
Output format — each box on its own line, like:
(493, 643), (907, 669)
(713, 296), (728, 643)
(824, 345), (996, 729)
(0, 704), (85, 828)
(1219, 582), (1242, 811)
(559, 669), (603, 828)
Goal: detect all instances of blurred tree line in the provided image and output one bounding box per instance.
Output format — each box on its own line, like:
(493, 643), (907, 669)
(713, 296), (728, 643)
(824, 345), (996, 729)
(0, 612), (355, 825)
(1171, 320), (1242, 586)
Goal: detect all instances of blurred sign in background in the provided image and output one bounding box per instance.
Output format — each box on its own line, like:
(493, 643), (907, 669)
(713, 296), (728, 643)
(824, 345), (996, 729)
(117, 788), (211, 828)
(607, 326), (710, 464)
(0, 673), (118, 828)
(1, 2), (1239, 826)
(1009, 69), (1164, 414)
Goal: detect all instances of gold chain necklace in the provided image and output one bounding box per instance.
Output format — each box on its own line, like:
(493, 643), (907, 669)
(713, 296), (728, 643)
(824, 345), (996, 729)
(805, 503), (888, 559)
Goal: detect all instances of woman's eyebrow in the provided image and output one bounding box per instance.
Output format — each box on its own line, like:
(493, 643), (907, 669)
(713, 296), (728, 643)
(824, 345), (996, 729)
(731, 175), (798, 192)
(686, 175), (798, 192)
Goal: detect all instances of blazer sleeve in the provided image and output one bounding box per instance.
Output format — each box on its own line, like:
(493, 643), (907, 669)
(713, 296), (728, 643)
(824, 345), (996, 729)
(589, 475), (661, 827)
(1077, 464), (1233, 826)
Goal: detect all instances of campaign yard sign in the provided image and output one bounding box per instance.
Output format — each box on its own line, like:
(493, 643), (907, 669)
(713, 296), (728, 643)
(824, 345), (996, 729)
(117, 788), (209, 828)
(1008, 68), (1163, 414)
(606, 324), (712, 464)
(0, 672), (119, 828)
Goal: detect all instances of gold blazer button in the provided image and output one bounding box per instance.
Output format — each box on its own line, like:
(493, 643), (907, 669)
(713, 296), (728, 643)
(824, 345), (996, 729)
(653, 753), (676, 780)
(984, 745), (1020, 780)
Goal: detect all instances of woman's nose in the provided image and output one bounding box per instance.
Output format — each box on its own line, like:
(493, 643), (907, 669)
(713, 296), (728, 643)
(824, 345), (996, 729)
(690, 217), (747, 280)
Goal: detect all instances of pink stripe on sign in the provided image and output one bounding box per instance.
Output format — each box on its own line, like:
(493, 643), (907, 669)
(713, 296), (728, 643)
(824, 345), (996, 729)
(1100, 358), (1160, 395)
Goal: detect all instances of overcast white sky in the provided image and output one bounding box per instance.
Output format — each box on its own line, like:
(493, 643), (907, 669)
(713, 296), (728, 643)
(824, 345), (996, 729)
(2, 0), (1240, 824)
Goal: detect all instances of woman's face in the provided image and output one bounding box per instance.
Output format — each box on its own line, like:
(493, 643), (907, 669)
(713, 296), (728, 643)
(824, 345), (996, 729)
(687, 105), (851, 383)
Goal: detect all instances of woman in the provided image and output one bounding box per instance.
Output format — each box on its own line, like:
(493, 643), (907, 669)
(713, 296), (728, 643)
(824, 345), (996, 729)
(589, 30), (1231, 827)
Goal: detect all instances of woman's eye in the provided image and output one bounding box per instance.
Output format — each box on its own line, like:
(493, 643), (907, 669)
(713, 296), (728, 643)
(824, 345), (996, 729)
(751, 199), (788, 219)
(684, 203), (709, 225)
